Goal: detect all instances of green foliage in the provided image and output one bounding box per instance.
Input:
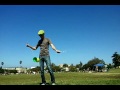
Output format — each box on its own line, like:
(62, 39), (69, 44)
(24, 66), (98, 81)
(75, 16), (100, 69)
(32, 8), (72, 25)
(0, 68), (4, 73)
(9, 70), (18, 73)
(107, 63), (113, 69)
(112, 52), (120, 68)
(82, 57), (105, 70)
(52, 66), (61, 72)
(79, 61), (83, 70)
(1, 62), (4, 66)
(75, 64), (80, 68)
(31, 66), (40, 72)
(69, 66), (76, 72)
(63, 63), (68, 67)
(19, 61), (22, 64)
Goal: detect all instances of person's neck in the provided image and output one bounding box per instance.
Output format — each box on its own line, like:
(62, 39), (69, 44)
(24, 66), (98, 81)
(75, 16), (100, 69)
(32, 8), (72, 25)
(41, 37), (45, 40)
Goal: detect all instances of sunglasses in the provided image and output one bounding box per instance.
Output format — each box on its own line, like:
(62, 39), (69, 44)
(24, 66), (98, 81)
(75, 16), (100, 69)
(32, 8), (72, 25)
(39, 34), (44, 36)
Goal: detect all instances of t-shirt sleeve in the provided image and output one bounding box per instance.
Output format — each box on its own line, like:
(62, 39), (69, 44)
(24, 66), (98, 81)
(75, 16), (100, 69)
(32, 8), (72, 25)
(48, 38), (52, 45)
(36, 40), (41, 47)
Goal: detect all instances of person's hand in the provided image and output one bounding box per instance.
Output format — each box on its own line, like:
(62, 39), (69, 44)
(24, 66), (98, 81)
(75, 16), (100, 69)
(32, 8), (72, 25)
(26, 43), (30, 47)
(56, 50), (61, 53)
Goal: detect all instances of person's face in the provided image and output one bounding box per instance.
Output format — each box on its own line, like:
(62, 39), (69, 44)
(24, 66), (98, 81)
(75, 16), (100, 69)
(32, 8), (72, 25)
(39, 34), (44, 39)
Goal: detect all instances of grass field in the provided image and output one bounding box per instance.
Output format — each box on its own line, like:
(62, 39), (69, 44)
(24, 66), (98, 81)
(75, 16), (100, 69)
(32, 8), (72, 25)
(0, 68), (120, 85)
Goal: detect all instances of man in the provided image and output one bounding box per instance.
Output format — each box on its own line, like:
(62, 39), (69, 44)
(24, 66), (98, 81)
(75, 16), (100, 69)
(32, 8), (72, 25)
(26, 30), (61, 85)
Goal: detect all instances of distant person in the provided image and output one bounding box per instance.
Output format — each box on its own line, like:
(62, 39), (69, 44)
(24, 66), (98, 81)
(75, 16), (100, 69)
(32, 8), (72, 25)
(26, 30), (61, 85)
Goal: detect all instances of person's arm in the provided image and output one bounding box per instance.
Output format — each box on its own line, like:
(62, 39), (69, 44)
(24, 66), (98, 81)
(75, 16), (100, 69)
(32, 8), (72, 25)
(50, 44), (61, 53)
(26, 43), (38, 50)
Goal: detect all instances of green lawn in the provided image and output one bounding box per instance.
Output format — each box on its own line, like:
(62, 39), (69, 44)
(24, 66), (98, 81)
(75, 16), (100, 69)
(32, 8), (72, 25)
(0, 68), (120, 85)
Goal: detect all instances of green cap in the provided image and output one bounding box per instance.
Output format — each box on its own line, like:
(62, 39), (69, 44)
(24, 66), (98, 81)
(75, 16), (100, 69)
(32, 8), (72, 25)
(38, 30), (45, 35)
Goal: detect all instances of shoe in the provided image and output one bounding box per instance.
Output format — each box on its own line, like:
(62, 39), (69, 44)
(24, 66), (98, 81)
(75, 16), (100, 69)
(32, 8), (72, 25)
(40, 83), (46, 85)
(51, 83), (56, 85)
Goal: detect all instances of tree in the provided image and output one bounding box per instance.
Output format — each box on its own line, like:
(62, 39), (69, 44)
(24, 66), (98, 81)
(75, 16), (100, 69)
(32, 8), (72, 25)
(75, 64), (80, 68)
(52, 66), (61, 72)
(112, 52), (120, 68)
(107, 63), (113, 69)
(19, 60), (22, 67)
(85, 57), (105, 70)
(1, 62), (4, 69)
(51, 63), (56, 68)
(75, 61), (83, 71)
(69, 64), (76, 72)
(79, 61), (83, 70)
(82, 64), (89, 70)
(31, 66), (40, 72)
(51, 63), (56, 72)
(63, 63), (68, 67)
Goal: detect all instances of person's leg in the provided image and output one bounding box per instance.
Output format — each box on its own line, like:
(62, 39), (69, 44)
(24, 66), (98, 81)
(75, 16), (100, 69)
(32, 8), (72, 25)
(40, 57), (46, 84)
(45, 56), (55, 83)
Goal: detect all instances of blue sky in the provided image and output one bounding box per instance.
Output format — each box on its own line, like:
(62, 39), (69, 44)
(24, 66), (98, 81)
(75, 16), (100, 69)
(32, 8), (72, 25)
(0, 5), (120, 68)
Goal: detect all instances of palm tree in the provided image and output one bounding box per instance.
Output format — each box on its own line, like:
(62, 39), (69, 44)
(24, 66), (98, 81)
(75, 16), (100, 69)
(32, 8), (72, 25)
(79, 61), (83, 70)
(1, 62), (4, 69)
(19, 60), (22, 67)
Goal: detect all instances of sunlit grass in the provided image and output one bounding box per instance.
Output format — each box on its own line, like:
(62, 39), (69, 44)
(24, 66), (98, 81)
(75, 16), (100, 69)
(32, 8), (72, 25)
(0, 69), (120, 85)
